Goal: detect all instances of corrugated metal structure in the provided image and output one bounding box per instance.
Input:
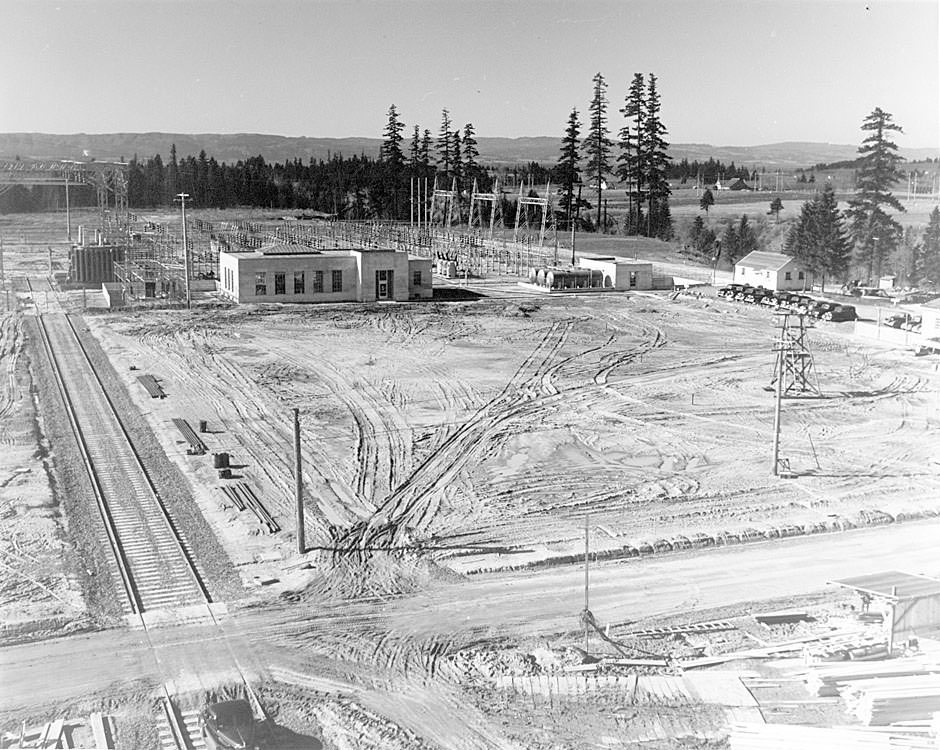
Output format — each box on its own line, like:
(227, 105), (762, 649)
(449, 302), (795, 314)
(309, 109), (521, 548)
(831, 571), (940, 645)
(69, 244), (126, 284)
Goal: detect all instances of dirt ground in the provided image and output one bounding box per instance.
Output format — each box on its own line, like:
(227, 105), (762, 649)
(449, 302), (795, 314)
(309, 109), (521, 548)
(2, 209), (940, 748)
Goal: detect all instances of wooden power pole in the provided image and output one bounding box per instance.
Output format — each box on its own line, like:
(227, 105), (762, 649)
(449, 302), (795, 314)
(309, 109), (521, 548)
(293, 408), (305, 555)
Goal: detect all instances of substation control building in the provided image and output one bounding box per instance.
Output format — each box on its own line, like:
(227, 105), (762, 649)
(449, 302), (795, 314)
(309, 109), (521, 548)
(219, 245), (433, 304)
(734, 251), (815, 291)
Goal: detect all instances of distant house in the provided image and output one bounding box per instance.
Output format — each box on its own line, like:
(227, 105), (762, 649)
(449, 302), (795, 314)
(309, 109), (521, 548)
(728, 178), (754, 191)
(733, 251), (814, 291)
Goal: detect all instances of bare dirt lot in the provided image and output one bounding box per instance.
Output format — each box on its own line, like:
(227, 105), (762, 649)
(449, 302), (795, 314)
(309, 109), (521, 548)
(88, 290), (940, 582)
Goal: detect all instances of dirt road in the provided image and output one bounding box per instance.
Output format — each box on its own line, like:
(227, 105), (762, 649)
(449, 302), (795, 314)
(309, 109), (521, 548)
(3, 519), (938, 716)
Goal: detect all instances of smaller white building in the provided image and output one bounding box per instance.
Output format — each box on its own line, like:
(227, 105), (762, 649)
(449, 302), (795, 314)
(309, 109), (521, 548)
(218, 245), (432, 304)
(578, 255), (654, 290)
(734, 251), (813, 291)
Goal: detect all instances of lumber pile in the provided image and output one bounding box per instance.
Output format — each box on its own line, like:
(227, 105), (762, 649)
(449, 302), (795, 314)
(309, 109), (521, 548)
(171, 417), (206, 454)
(842, 675), (940, 725)
(220, 482), (280, 533)
(136, 373), (165, 399)
(803, 658), (940, 697)
(730, 722), (936, 749)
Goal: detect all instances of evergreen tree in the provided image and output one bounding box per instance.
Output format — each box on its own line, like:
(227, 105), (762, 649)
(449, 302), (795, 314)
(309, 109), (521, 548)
(409, 125), (421, 173)
(436, 109), (453, 179)
(768, 196), (784, 224)
(784, 184), (851, 291)
(451, 129), (462, 186)
(617, 73), (646, 233)
(557, 108), (582, 230)
(420, 129), (432, 171)
(462, 123), (481, 188)
(920, 206), (940, 285)
(582, 72), (613, 231)
(167, 144), (179, 201)
(699, 188), (715, 215)
(735, 214), (758, 261)
(846, 107), (906, 282)
(643, 74), (672, 239)
(721, 221), (739, 264)
(381, 104), (405, 172)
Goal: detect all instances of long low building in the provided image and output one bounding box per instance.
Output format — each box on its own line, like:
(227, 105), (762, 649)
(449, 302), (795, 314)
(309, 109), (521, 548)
(219, 245), (432, 304)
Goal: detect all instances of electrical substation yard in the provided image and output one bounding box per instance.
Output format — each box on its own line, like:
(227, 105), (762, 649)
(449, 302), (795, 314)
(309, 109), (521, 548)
(4, 224), (940, 749)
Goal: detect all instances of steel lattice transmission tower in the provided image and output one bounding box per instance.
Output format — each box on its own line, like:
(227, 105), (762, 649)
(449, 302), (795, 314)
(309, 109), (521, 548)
(428, 176), (459, 229)
(770, 312), (822, 397)
(513, 181), (556, 249)
(468, 177), (502, 239)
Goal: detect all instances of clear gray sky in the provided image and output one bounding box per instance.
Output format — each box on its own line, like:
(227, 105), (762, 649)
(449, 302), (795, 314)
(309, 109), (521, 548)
(2, 0), (937, 147)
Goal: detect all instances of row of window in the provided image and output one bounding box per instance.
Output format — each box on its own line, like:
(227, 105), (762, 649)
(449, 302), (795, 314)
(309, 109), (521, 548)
(253, 270), (342, 296)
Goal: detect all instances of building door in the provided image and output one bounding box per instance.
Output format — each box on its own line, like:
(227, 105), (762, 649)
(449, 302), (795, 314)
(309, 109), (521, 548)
(376, 269), (392, 300)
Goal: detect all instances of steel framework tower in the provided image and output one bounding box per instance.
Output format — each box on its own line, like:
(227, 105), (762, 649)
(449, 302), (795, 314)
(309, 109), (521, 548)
(468, 177), (502, 239)
(428, 176), (459, 229)
(513, 181), (556, 249)
(770, 312), (822, 397)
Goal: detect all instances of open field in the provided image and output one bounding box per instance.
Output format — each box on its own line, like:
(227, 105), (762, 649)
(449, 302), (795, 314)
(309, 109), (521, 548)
(2, 209), (940, 749)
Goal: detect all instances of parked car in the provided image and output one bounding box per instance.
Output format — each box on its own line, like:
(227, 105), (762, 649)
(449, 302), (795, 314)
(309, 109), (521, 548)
(901, 315), (922, 332)
(745, 287), (770, 304)
(761, 291), (790, 308)
(807, 300), (836, 318)
(883, 313), (911, 328)
(818, 304), (857, 322)
(786, 294), (815, 314)
(717, 284), (744, 299)
(201, 700), (259, 750)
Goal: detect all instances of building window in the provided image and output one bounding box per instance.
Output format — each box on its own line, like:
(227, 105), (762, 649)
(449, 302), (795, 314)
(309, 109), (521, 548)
(784, 271), (792, 280)
(629, 271), (638, 287)
(255, 271), (267, 296)
(331, 269), (343, 292)
(274, 272), (286, 295)
(412, 270), (422, 287)
(798, 270), (805, 280)
(294, 271), (305, 294)
(312, 270), (323, 293)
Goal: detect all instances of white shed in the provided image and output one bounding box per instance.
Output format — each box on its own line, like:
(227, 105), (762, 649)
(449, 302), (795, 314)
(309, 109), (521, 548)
(734, 251), (813, 291)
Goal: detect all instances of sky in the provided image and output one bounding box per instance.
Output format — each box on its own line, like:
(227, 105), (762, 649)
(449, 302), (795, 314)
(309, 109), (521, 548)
(1, 0), (938, 148)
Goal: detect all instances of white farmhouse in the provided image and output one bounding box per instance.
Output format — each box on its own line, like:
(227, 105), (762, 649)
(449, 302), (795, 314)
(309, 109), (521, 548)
(733, 251), (814, 291)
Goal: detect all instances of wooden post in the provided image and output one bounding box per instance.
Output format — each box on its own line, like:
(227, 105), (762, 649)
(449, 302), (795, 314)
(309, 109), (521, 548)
(772, 340), (784, 476)
(293, 408), (305, 555)
(584, 514), (590, 655)
(887, 585), (897, 655)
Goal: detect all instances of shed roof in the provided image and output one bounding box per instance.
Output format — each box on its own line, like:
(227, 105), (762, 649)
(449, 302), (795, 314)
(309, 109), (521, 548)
(830, 571), (940, 600)
(735, 251), (797, 272)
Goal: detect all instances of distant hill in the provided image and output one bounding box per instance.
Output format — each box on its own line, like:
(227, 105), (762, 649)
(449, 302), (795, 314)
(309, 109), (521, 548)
(0, 132), (935, 170)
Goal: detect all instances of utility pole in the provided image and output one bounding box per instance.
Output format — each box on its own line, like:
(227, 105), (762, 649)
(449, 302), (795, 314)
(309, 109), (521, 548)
(772, 341), (785, 476)
(65, 174), (71, 242)
(571, 183), (581, 265)
(583, 514), (590, 654)
(176, 193), (192, 309)
(293, 408), (305, 555)
(0, 235), (6, 312)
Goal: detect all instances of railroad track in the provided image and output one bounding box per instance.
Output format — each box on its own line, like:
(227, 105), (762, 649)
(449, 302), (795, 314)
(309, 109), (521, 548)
(36, 313), (209, 614)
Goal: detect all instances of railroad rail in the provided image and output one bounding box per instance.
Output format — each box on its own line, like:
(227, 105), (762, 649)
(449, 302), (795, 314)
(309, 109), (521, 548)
(36, 313), (209, 614)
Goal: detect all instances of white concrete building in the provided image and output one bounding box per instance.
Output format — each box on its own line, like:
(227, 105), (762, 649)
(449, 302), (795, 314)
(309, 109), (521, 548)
(218, 245), (432, 304)
(577, 255), (654, 290)
(733, 251), (814, 291)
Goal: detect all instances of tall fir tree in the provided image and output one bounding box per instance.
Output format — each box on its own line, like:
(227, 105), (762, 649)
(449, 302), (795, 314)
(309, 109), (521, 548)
(643, 74), (672, 239)
(381, 104), (405, 172)
(436, 109), (453, 180)
(617, 73), (646, 234)
(167, 143), (179, 202)
(420, 129), (432, 171)
(451, 129), (462, 187)
(846, 107), (905, 282)
(409, 125), (421, 174)
(461, 123), (481, 188)
(557, 108), (582, 230)
(583, 72), (613, 231)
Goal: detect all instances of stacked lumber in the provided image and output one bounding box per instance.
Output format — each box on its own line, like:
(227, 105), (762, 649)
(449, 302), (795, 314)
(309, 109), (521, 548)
(803, 658), (940, 697)
(136, 373), (165, 398)
(841, 675), (940, 725)
(730, 722), (936, 749)
(171, 417), (206, 454)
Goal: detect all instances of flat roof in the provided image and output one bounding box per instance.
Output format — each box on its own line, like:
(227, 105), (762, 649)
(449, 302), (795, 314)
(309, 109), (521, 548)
(830, 570), (940, 600)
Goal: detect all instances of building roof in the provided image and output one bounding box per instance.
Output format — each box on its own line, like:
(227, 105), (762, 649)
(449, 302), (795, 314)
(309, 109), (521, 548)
(258, 243), (321, 255)
(735, 251), (798, 272)
(830, 571), (940, 601)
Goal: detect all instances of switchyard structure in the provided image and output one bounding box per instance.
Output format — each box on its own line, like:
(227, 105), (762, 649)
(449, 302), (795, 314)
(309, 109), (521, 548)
(0, 157), (129, 237)
(468, 178), (503, 240)
(513, 181), (556, 250)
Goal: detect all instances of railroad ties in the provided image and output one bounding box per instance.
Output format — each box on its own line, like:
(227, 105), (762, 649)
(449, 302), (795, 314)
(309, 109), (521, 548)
(37, 314), (208, 615)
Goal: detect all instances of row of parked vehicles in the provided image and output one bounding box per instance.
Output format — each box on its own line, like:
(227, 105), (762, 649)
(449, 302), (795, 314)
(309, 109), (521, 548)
(716, 284), (858, 322)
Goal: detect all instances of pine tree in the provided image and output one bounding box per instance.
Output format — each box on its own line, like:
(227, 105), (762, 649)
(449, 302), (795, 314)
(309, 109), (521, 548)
(420, 129), (432, 171)
(167, 143), (179, 202)
(768, 196), (784, 224)
(699, 188), (715, 215)
(557, 108), (582, 230)
(735, 214), (758, 261)
(409, 125), (421, 174)
(784, 184), (851, 291)
(846, 107), (906, 282)
(720, 221), (739, 265)
(920, 206), (940, 285)
(462, 123), (481, 188)
(436, 109), (453, 179)
(583, 72), (613, 231)
(643, 74), (672, 239)
(451, 129), (462, 187)
(617, 73), (646, 233)
(381, 104), (405, 172)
